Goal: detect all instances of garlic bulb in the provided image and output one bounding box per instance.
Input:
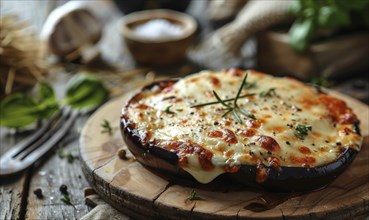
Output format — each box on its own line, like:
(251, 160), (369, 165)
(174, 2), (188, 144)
(41, 2), (102, 63)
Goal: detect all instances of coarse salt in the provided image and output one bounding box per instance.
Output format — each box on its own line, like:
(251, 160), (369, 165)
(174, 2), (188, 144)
(133, 19), (184, 39)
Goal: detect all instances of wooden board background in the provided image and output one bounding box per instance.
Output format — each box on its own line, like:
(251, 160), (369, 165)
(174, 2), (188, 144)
(79, 90), (369, 219)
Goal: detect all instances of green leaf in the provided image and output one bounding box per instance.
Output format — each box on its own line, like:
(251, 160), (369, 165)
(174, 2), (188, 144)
(337, 0), (369, 10)
(358, 9), (369, 27)
(37, 100), (59, 119)
(290, 0), (303, 16)
(65, 73), (108, 110)
(67, 89), (107, 109)
(317, 6), (350, 28)
(37, 81), (59, 119)
(38, 81), (55, 101)
(0, 93), (40, 128)
(310, 76), (334, 88)
(289, 18), (315, 52)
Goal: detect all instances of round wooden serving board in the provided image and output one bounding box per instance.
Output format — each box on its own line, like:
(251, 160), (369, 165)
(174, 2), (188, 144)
(79, 90), (369, 220)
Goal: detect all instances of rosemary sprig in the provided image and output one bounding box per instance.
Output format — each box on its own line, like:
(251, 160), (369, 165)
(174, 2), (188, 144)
(190, 73), (256, 123)
(237, 107), (256, 120)
(213, 90), (232, 110)
(259, 88), (277, 97)
(243, 81), (257, 89)
(234, 72), (249, 106)
(190, 93), (255, 108)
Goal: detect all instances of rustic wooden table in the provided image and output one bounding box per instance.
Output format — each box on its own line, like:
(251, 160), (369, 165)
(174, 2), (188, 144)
(0, 1), (203, 219)
(1, 1), (368, 220)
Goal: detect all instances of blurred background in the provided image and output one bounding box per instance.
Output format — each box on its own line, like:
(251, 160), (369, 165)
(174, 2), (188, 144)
(1, 0), (368, 103)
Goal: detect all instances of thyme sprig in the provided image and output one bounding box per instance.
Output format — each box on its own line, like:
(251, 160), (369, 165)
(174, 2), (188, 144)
(101, 119), (112, 135)
(188, 189), (201, 201)
(190, 73), (256, 123)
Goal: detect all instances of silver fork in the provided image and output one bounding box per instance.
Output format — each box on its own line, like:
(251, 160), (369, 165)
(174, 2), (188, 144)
(0, 107), (79, 176)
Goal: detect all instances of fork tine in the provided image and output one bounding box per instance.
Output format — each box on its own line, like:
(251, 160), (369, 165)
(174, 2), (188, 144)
(0, 108), (79, 176)
(22, 109), (79, 166)
(15, 108), (72, 160)
(7, 109), (63, 158)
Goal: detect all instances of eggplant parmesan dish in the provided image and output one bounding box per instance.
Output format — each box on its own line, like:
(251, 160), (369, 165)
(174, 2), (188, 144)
(121, 69), (362, 192)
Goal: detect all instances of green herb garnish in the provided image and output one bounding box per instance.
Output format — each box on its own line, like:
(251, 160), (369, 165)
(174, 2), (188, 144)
(37, 81), (59, 118)
(0, 72), (108, 129)
(57, 148), (78, 163)
(259, 88), (277, 97)
(190, 93), (255, 108)
(66, 153), (76, 163)
(190, 73), (256, 123)
(243, 81), (257, 89)
(56, 148), (65, 158)
(65, 73), (108, 110)
(289, 0), (369, 52)
(188, 189), (201, 201)
(163, 105), (175, 114)
(0, 81), (59, 128)
(60, 194), (74, 207)
(310, 76), (334, 88)
(294, 124), (312, 140)
(101, 119), (112, 135)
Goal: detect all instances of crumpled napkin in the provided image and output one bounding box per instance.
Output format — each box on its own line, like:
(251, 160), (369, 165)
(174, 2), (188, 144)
(81, 188), (130, 220)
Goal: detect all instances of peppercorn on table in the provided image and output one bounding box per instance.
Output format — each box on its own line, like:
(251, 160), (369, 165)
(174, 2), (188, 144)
(1, 1), (369, 220)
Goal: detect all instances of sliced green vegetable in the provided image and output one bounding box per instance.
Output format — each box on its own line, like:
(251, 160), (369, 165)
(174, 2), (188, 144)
(0, 93), (40, 128)
(0, 73), (108, 128)
(37, 81), (59, 119)
(65, 73), (108, 110)
(38, 81), (55, 101)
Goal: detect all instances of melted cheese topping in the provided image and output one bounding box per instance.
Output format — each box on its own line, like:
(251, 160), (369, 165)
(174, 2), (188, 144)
(123, 69), (362, 183)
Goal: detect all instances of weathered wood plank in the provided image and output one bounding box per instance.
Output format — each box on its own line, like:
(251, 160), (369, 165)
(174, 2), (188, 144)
(25, 117), (91, 220)
(0, 128), (31, 220)
(0, 177), (26, 220)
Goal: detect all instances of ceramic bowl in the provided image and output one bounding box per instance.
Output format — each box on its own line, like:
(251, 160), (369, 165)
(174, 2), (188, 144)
(119, 9), (197, 66)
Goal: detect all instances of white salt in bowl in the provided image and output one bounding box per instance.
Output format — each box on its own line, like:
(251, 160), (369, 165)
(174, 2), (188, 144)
(119, 9), (197, 66)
